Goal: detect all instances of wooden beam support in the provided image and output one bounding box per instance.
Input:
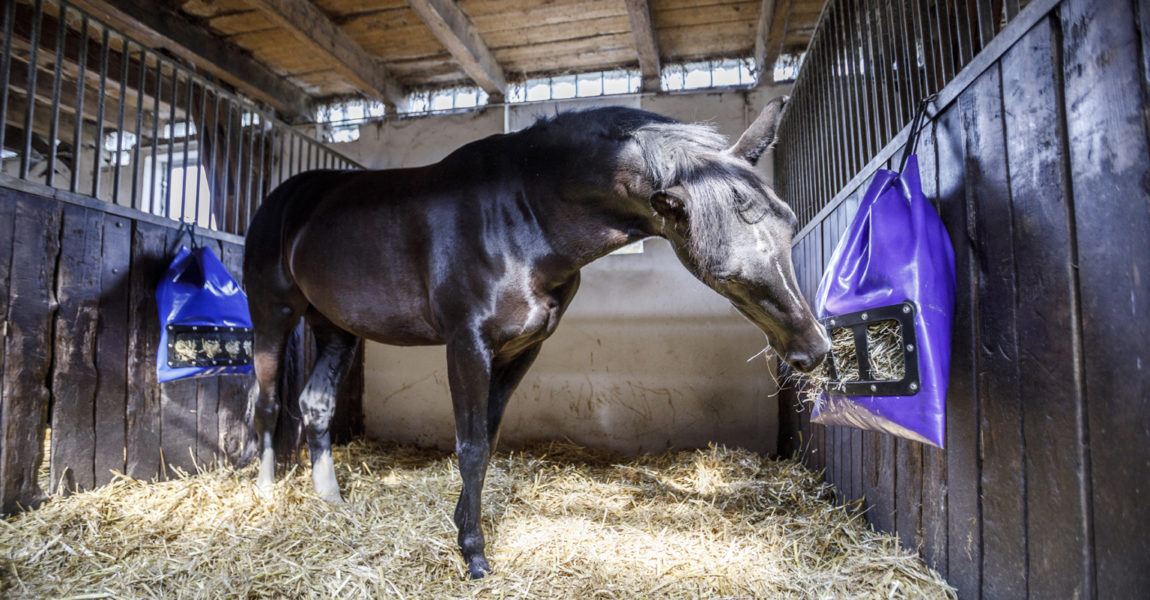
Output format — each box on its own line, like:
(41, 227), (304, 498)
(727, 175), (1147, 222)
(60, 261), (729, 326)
(244, 0), (407, 109)
(68, 0), (314, 121)
(623, 0), (660, 92)
(406, 0), (507, 99)
(756, 0), (792, 84)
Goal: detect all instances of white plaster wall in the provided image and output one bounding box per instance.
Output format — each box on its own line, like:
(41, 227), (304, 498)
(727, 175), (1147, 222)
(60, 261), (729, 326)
(334, 85), (792, 455)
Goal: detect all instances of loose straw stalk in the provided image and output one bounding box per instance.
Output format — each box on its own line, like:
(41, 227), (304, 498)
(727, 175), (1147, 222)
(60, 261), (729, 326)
(2, 440), (953, 599)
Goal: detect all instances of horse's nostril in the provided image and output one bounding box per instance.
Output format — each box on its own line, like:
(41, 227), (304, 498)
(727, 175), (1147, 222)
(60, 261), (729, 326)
(786, 351), (819, 373)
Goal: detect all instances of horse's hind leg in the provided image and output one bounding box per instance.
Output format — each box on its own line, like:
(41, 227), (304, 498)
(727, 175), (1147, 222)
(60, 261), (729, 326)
(301, 310), (359, 503)
(251, 308), (298, 492)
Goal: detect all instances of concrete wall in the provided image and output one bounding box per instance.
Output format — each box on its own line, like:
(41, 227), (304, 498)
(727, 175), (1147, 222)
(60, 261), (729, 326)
(332, 85), (792, 455)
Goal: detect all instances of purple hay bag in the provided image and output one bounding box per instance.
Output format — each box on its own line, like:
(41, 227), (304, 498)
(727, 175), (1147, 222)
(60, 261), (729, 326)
(810, 155), (956, 448)
(156, 245), (254, 383)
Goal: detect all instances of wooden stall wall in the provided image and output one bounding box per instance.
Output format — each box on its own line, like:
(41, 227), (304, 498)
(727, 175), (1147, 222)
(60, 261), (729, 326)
(777, 1), (1150, 598)
(0, 182), (364, 515)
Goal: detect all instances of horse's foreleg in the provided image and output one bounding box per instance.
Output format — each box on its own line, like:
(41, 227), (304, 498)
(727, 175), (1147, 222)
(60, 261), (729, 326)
(301, 327), (359, 504)
(486, 344), (543, 455)
(446, 336), (495, 579)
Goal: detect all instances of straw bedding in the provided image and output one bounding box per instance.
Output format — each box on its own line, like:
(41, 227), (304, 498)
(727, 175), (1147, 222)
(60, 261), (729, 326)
(2, 440), (953, 599)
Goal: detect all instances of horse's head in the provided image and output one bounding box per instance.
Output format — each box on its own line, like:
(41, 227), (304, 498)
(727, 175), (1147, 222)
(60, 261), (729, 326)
(633, 98), (830, 372)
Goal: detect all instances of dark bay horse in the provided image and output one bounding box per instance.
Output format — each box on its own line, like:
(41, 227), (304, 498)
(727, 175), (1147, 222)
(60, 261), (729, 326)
(242, 98), (830, 578)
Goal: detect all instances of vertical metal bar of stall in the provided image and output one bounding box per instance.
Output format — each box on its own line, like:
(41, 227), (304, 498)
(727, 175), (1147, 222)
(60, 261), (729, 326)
(890, 0), (914, 122)
(846, 0), (872, 163)
(46, 4), (67, 188)
(19, 0), (43, 180)
(90, 26), (110, 200)
(876, 0), (903, 138)
(0, 0), (16, 158)
(207, 90), (220, 224)
(193, 80), (205, 227)
(912, 0), (935, 97)
(231, 108), (245, 233)
(1005, 0), (1019, 21)
(951, 0), (973, 68)
(863, 0), (889, 151)
(180, 72), (193, 223)
(112, 38), (130, 204)
(975, 0), (995, 47)
(220, 100), (233, 233)
(148, 58), (161, 214)
(163, 62), (178, 219)
(809, 36), (826, 215)
(276, 122), (286, 186)
(934, 0), (955, 84)
(131, 47), (146, 210)
(239, 110), (251, 232)
(817, 11), (837, 198)
(833, 1), (855, 189)
(254, 113), (266, 222)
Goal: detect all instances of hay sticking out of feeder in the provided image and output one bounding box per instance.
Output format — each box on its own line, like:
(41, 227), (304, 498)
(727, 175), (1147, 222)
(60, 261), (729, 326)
(795, 319), (907, 405)
(0, 440), (954, 599)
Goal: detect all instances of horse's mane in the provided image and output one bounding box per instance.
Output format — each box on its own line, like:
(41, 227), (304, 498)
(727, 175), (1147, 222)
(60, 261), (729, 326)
(520, 107), (796, 269)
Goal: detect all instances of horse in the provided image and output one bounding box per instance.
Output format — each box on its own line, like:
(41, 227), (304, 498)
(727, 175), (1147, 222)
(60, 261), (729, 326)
(242, 97), (831, 579)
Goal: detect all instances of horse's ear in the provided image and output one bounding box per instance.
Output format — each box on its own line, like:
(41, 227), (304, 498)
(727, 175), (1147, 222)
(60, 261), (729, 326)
(650, 188), (688, 227)
(727, 96), (788, 166)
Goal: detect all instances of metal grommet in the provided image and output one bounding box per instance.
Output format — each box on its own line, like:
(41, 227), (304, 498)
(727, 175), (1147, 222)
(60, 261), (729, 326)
(906, 344), (915, 352)
(902, 304), (912, 314)
(909, 382), (919, 392)
(869, 384), (877, 392)
(861, 312), (869, 321)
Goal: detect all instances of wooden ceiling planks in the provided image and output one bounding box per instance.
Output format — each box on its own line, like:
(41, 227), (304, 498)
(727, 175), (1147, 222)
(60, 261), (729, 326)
(164, 0), (824, 108)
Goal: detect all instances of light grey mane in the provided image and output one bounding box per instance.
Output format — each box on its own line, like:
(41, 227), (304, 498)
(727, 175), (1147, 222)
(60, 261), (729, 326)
(631, 122), (795, 271)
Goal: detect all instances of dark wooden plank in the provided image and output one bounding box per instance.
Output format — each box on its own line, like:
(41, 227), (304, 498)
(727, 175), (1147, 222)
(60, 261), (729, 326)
(1062, 0), (1150, 596)
(160, 224), (204, 479)
(0, 193), (15, 496)
(966, 64), (1026, 600)
(873, 432), (896, 535)
(915, 116), (948, 578)
(125, 221), (168, 481)
(217, 240), (255, 467)
(861, 430), (877, 523)
(896, 439), (923, 553)
(1000, 16), (1089, 598)
(940, 87), (981, 600)
(49, 205), (103, 494)
(94, 214), (131, 486)
(851, 428), (861, 504)
(0, 193), (61, 514)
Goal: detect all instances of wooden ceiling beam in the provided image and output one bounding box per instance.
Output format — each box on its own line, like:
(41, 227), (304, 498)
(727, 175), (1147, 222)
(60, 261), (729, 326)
(755, 0), (793, 84)
(69, 0), (314, 121)
(406, 0), (507, 100)
(623, 0), (661, 92)
(243, 0), (407, 109)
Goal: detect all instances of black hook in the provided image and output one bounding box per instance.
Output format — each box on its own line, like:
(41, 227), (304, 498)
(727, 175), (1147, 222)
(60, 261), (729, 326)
(175, 219), (200, 252)
(899, 93), (938, 174)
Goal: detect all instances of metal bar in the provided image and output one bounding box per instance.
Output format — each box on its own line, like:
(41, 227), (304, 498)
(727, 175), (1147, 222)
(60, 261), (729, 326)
(847, 0), (874, 162)
(876, 0), (902, 138)
(1005, 0), (1020, 21)
(90, 25), (109, 199)
(232, 108), (245, 233)
(163, 61), (178, 218)
(0, 0), (16, 157)
(194, 81), (206, 227)
(892, 0), (916, 120)
(952, 0), (973, 67)
(864, 0), (891, 145)
(833, 0), (857, 179)
(19, 0), (43, 180)
(130, 45), (146, 211)
(914, 0), (936, 96)
(276, 121), (285, 186)
(112, 36), (129, 204)
(207, 90), (220, 224)
(934, 0), (955, 88)
(976, 0), (996, 47)
(220, 99), (233, 233)
(45, 3), (66, 188)
(180, 72), (192, 222)
(254, 113), (266, 223)
(148, 54), (160, 214)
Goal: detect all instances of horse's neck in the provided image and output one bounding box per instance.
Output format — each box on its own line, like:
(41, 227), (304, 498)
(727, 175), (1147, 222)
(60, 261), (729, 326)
(518, 145), (660, 269)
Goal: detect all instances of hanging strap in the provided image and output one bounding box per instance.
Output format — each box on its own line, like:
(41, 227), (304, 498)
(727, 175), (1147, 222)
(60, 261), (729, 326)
(898, 93), (938, 174)
(174, 219), (200, 253)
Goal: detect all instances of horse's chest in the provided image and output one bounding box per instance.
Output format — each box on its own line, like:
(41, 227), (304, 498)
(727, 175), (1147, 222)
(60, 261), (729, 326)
(486, 274), (579, 356)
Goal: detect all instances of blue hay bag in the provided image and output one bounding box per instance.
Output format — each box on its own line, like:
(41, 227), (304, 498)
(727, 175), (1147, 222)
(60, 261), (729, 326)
(156, 241), (254, 383)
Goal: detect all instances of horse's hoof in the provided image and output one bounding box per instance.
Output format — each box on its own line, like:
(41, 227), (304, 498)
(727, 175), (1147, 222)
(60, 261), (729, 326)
(466, 557), (491, 580)
(319, 492), (345, 505)
(255, 481), (274, 499)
